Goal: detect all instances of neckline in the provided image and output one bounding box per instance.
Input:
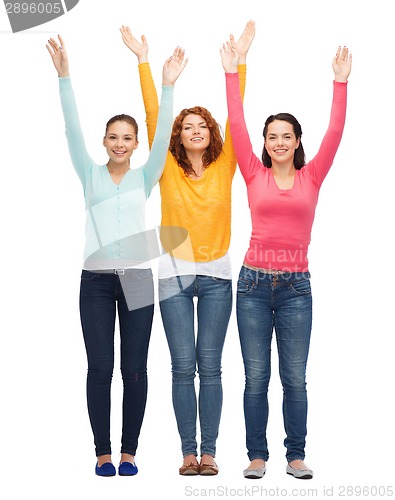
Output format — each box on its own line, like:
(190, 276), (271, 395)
(105, 165), (131, 186)
(270, 169), (297, 191)
(183, 166), (208, 182)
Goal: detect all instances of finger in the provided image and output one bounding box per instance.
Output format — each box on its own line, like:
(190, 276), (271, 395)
(48, 38), (59, 51)
(246, 20), (256, 36)
(58, 34), (65, 48)
(341, 46), (349, 60)
(333, 45), (341, 63)
(171, 46), (179, 60)
(173, 46), (184, 62)
(177, 48), (186, 63)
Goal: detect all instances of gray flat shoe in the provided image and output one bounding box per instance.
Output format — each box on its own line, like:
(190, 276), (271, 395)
(243, 466), (266, 479)
(286, 464), (313, 479)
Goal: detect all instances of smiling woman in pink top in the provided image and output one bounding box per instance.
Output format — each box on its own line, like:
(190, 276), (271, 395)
(221, 40), (352, 479)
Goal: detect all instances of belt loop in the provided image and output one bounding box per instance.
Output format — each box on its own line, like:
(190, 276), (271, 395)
(255, 269), (259, 285)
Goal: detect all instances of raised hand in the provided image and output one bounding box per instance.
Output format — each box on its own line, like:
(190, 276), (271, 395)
(120, 25), (149, 63)
(230, 20), (255, 64)
(162, 46), (188, 86)
(46, 35), (69, 77)
(220, 40), (239, 73)
(332, 46), (352, 82)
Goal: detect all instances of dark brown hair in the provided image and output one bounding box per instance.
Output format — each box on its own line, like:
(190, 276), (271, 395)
(262, 113), (305, 170)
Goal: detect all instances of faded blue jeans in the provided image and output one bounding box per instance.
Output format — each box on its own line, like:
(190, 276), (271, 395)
(159, 275), (232, 458)
(236, 265), (312, 463)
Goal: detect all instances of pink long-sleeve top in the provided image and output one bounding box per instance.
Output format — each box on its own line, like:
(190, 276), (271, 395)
(226, 73), (347, 272)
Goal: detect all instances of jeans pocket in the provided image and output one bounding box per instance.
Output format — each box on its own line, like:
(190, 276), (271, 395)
(80, 270), (100, 281)
(288, 278), (311, 296)
(237, 278), (255, 294)
(159, 276), (177, 286)
(211, 276), (232, 283)
(134, 269), (153, 280)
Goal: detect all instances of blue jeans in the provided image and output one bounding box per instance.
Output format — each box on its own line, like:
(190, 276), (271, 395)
(159, 275), (232, 458)
(236, 265), (312, 463)
(79, 269), (154, 457)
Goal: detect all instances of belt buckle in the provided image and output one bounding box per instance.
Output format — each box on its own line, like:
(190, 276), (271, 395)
(114, 269), (125, 275)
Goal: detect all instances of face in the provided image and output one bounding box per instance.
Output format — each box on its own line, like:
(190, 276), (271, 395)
(264, 120), (300, 165)
(103, 121), (138, 164)
(180, 114), (211, 153)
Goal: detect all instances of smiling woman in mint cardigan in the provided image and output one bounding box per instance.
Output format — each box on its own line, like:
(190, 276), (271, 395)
(221, 41), (351, 479)
(46, 34), (187, 477)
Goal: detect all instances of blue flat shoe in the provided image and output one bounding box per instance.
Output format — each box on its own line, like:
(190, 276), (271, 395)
(95, 462), (116, 477)
(118, 461), (138, 476)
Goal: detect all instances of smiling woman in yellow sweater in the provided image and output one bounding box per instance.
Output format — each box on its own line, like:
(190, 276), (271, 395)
(121, 21), (255, 476)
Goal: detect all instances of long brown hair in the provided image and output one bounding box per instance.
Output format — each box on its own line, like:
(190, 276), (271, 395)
(169, 106), (223, 176)
(262, 113), (305, 169)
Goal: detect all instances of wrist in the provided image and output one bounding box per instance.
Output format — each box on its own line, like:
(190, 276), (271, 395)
(138, 55), (148, 64)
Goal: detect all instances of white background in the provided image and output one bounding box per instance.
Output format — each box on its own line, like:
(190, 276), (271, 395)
(0, 0), (394, 498)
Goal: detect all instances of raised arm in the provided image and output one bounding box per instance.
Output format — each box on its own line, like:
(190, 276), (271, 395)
(221, 21), (256, 177)
(46, 35), (93, 186)
(306, 46), (352, 187)
(120, 26), (159, 148)
(221, 40), (262, 184)
(143, 47), (188, 193)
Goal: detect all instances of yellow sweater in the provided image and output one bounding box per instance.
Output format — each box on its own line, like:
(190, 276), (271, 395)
(139, 63), (246, 262)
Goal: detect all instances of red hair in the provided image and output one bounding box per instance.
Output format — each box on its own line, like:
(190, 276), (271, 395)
(169, 107), (223, 176)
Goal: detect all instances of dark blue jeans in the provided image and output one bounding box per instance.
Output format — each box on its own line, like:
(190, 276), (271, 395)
(236, 265), (312, 463)
(79, 269), (154, 457)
